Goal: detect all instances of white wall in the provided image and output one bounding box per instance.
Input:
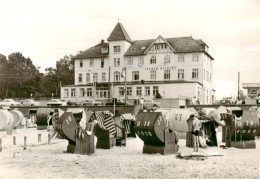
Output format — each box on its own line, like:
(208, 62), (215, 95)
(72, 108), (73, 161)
(109, 41), (131, 82)
(74, 58), (109, 85)
(124, 52), (204, 83)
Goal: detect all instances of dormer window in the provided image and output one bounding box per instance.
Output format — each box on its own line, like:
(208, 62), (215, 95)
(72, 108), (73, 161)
(101, 48), (108, 53)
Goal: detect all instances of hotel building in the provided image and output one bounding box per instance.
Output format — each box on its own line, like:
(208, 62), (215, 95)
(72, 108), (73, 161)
(61, 23), (215, 104)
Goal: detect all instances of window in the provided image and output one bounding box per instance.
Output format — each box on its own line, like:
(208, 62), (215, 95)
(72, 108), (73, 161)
(127, 57), (133, 65)
(86, 73), (90, 83)
(64, 89), (69, 98)
(90, 59), (94, 67)
(114, 46), (121, 53)
(127, 87), (132, 96)
(150, 56), (156, 64)
(154, 43), (167, 50)
(80, 60), (83, 67)
(102, 72), (106, 82)
(178, 69), (184, 79)
(153, 86), (159, 96)
(136, 86), (142, 96)
(138, 56), (144, 65)
(145, 86), (150, 96)
(164, 70), (170, 80)
(203, 69), (205, 80)
(114, 71), (121, 82)
(78, 73), (82, 83)
(164, 55), (170, 64)
(86, 88), (92, 97)
(132, 71), (139, 80)
(119, 87), (125, 96)
(79, 88), (85, 97)
(192, 69), (199, 79)
(101, 59), (104, 68)
(71, 88), (76, 98)
(97, 87), (108, 98)
(94, 73), (98, 82)
(114, 58), (120, 67)
(192, 54), (199, 62)
(150, 70), (156, 80)
(209, 73), (211, 82)
(178, 54), (184, 63)
(101, 48), (108, 53)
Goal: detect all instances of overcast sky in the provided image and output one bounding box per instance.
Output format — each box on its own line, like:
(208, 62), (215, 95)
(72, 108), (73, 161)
(0, 0), (259, 99)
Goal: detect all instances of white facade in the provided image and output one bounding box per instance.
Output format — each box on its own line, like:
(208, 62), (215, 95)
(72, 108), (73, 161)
(61, 23), (215, 105)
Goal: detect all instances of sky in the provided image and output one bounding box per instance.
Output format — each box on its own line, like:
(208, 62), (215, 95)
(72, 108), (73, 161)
(0, 0), (259, 99)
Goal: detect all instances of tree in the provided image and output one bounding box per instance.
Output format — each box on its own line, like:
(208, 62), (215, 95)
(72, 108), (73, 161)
(0, 54), (8, 98)
(0, 52), (74, 99)
(0, 52), (43, 98)
(42, 55), (74, 97)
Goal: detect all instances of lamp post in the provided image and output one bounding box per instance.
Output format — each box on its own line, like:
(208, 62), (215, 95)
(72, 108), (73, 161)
(88, 70), (96, 98)
(122, 67), (127, 105)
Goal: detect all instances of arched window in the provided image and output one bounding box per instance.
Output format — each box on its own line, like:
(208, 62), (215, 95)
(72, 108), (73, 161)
(150, 56), (156, 64)
(114, 71), (120, 82)
(164, 55), (170, 64)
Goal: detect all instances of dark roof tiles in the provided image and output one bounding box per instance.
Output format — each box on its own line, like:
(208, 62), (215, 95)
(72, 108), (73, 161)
(124, 39), (154, 56)
(195, 39), (209, 47)
(73, 42), (109, 59)
(125, 36), (205, 56)
(107, 23), (132, 43)
(73, 23), (213, 60)
(166, 37), (204, 53)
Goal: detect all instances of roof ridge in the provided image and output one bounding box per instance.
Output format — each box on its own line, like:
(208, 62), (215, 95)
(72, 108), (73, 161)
(129, 36), (194, 42)
(118, 23), (127, 40)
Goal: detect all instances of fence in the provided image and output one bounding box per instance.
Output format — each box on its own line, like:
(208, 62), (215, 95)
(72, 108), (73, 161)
(0, 132), (62, 152)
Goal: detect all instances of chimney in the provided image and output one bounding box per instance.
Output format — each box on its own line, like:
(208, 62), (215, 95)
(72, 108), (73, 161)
(101, 39), (104, 44)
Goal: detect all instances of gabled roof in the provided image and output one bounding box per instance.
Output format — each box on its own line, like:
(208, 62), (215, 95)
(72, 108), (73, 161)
(73, 42), (109, 59)
(107, 23), (132, 43)
(73, 23), (214, 60)
(143, 35), (176, 54)
(125, 36), (205, 56)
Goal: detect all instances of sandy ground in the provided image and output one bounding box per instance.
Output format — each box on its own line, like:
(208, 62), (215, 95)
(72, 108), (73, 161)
(0, 127), (259, 179)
